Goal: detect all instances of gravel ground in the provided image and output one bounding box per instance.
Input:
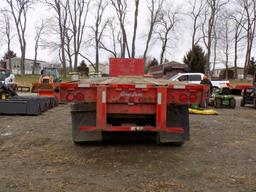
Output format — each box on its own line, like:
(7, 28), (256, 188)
(0, 98), (256, 192)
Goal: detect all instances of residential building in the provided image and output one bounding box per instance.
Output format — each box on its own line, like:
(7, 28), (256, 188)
(148, 61), (188, 79)
(4, 57), (60, 75)
(88, 64), (109, 75)
(213, 67), (244, 79)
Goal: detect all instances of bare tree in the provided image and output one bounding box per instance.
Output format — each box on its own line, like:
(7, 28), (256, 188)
(0, 10), (14, 72)
(99, 18), (119, 58)
(77, 0), (109, 73)
(67, 0), (90, 70)
(224, 20), (230, 79)
(131, 0), (140, 58)
(218, 13), (233, 79)
(187, 0), (205, 75)
(5, 0), (33, 75)
(33, 19), (48, 74)
(157, 7), (179, 64)
(230, 5), (245, 79)
(202, 0), (217, 76)
(143, 0), (164, 60)
(64, 27), (74, 71)
(88, 0), (109, 73)
(111, 0), (130, 58)
(201, 0), (229, 76)
(238, 0), (256, 79)
(44, 0), (68, 76)
(211, 17), (219, 77)
(189, 0), (205, 48)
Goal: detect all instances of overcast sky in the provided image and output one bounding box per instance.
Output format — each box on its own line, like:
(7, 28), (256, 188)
(0, 0), (254, 68)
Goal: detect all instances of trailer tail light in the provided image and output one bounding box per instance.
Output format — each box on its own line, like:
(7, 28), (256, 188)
(119, 97), (125, 102)
(66, 93), (75, 102)
(76, 93), (84, 101)
(138, 97), (144, 103)
(128, 97), (134, 104)
(180, 94), (188, 103)
(189, 95), (197, 103)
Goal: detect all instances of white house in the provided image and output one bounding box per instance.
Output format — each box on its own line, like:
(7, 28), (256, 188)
(88, 64), (109, 75)
(5, 57), (60, 75)
(212, 67), (244, 79)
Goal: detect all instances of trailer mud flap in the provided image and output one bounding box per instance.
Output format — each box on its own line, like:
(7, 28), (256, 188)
(71, 103), (102, 142)
(159, 104), (189, 143)
(72, 131), (102, 143)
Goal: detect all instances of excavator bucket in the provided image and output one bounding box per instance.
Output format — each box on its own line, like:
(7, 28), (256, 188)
(31, 83), (55, 93)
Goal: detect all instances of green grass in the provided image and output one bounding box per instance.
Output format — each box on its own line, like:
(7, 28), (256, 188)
(230, 79), (252, 86)
(15, 75), (41, 87)
(15, 75), (70, 87)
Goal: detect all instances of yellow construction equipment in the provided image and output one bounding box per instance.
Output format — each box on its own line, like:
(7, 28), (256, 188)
(189, 108), (218, 115)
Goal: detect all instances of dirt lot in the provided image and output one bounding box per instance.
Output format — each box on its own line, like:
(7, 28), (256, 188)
(0, 98), (256, 192)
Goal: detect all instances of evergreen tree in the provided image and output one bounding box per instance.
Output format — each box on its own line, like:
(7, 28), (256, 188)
(77, 60), (89, 76)
(146, 58), (159, 73)
(183, 45), (206, 73)
(2, 50), (16, 71)
(3, 50), (16, 60)
(247, 57), (256, 75)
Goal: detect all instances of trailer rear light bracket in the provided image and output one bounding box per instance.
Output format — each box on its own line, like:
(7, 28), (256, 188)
(173, 85), (186, 89)
(135, 84), (147, 89)
(157, 93), (162, 105)
(78, 84), (90, 88)
(102, 91), (106, 103)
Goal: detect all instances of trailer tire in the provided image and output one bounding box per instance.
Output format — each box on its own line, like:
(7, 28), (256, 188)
(253, 98), (256, 108)
(73, 140), (100, 145)
(240, 99), (245, 107)
(214, 98), (222, 108)
(157, 140), (184, 147)
(170, 141), (184, 147)
(73, 140), (83, 145)
(156, 132), (185, 147)
(230, 98), (236, 109)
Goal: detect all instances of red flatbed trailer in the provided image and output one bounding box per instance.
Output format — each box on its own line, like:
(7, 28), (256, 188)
(33, 58), (208, 144)
(59, 58), (207, 145)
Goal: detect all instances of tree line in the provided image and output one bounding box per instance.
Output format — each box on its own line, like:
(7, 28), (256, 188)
(185, 0), (256, 79)
(0, 0), (255, 79)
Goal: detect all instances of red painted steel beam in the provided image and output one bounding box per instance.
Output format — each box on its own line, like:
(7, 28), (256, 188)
(96, 86), (107, 129)
(79, 126), (184, 134)
(107, 104), (156, 114)
(107, 87), (157, 103)
(156, 87), (167, 130)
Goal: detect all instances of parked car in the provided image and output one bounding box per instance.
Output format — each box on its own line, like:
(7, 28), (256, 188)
(170, 73), (231, 89)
